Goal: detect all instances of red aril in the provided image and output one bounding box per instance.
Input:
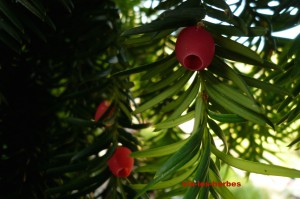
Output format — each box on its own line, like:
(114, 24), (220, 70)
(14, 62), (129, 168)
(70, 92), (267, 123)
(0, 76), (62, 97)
(108, 147), (134, 178)
(175, 26), (215, 71)
(94, 100), (111, 122)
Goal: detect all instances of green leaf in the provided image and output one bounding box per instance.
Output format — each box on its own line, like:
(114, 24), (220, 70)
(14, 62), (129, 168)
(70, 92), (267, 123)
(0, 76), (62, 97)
(204, 71), (263, 114)
(205, 6), (235, 26)
(209, 185), (221, 199)
(193, 91), (205, 133)
(242, 75), (293, 97)
(287, 136), (300, 147)
(17, 0), (46, 21)
(134, 127), (203, 198)
(208, 119), (228, 153)
(208, 169), (237, 199)
(213, 35), (263, 64)
(122, 17), (195, 36)
(249, 26), (268, 36)
(119, 129), (140, 146)
(133, 71), (192, 113)
(30, 0), (47, 14)
(152, 0), (182, 10)
(144, 67), (186, 94)
(123, 2), (205, 36)
(215, 46), (279, 70)
(286, 105), (300, 123)
(61, 117), (95, 127)
(205, 79), (274, 128)
(211, 146), (300, 177)
(183, 130), (211, 199)
(159, 187), (186, 199)
(142, 55), (178, 80)
(0, 1), (24, 31)
(119, 121), (150, 130)
(137, 150), (200, 173)
(123, 29), (173, 47)
(46, 168), (110, 195)
(277, 96), (293, 112)
(205, 22), (244, 36)
(160, 7), (205, 20)
(46, 158), (101, 174)
(161, 83), (192, 113)
(155, 111), (195, 129)
(71, 131), (112, 162)
(59, 0), (75, 13)
(210, 157), (222, 181)
(112, 54), (176, 77)
(131, 165), (196, 190)
(154, 127), (202, 178)
(206, 77), (274, 128)
(136, 159), (166, 173)
(131, 139), (188, 158)
(209, 57), (254, 100)
(197, 180), (209, 199)
(167, 74), (200, 120)
(0, 20), (22, 43)
(203, 0), (231, 12)
(276, 116), (288, 126)
(118, 100), (133, 121)
(16, 0), (56, 30)
(208, 110), (247, 123)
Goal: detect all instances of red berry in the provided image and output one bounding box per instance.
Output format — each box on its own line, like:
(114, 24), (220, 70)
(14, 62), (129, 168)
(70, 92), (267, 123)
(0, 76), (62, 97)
(108, 147), (134, 178)
(103, 107), (116, 127)
(175, 26), (215, 71)
(94, 100), (111, 122)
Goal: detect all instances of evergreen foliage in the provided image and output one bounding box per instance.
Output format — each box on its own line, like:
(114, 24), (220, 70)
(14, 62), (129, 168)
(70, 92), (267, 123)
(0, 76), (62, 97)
(0, 0), (299, 198)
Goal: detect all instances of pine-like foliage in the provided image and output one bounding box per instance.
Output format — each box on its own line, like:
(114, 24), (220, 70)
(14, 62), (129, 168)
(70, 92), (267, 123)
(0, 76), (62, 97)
(0, 0), (299, 199)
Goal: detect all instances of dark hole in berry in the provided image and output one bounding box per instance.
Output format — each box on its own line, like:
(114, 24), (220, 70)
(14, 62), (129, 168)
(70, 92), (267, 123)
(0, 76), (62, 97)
(117, 168), (129, 177)
(184, 55), (202, 70)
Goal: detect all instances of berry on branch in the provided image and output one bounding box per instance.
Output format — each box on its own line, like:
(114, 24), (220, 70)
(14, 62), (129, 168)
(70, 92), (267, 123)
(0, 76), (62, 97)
(94, 100), (112, 122)
(175, 26), (215, 71)
(107, 147), (134, 178)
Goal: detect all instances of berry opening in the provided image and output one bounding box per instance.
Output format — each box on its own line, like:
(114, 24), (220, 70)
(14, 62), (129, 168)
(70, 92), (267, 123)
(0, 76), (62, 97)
(117, 168), (129, 177)
(183, 55), (203, 70)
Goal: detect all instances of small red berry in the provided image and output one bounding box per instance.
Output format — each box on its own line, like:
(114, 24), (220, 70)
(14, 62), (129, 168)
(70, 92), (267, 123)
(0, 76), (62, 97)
(94, 100), (111, 122)
(175, 26), (215, 71)
(102, 106), (115, 127)
(108, 147), (134, 178)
